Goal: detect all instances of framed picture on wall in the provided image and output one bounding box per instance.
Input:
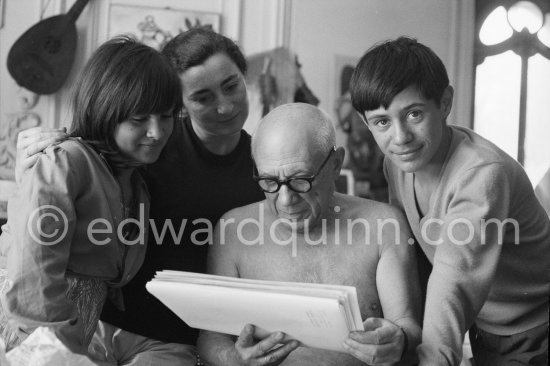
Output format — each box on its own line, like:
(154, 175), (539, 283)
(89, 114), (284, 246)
(0, 180), (16, 219)
(0, 0), (5, 29)
(333, 54), (388, 201)
(107, 4), (222, 50)
(333, 55), (358, 133)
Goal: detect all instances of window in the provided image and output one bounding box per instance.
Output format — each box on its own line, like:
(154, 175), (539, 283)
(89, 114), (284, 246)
(474, 0), (550, 185)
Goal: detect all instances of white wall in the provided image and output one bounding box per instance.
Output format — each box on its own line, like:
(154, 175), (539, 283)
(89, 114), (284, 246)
(0, 0), (472, 182)
(239, 0), (290, 55)
(286, 0), (473, 131)
(0, 0), (97, 182)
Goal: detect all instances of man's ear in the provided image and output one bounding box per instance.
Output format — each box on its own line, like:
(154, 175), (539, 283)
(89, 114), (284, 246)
(441, 85), (454, 118)
(333, 147), (346, 176)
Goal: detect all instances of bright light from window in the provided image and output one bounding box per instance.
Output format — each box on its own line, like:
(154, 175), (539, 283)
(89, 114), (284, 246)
(474, 51), (521, 160)
(475, 1), (550, 186)
(524, 54), (550, 186)
(507, 1), (544, 33)
(538, 14), (550, 47)
(480, 6), (513, 45)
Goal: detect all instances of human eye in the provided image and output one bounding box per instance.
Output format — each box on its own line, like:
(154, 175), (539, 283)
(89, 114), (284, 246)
(190, 93), (213, 105)
(289, 178), (311, 193)
(373, 118), (390, 128)
(258, 178), (279, 192)
(225, 84), (236, 93)
(223, 81), (240, 93)
(407, 109), (423, 121)
(131, 115), (148, 123)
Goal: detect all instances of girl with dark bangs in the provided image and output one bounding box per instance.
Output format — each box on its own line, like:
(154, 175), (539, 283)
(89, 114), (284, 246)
(9, 28), (265, 365)
(0, 36), (181, 354)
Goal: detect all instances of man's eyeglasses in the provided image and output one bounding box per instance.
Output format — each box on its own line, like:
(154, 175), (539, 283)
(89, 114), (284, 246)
(253, 147), (336, 193)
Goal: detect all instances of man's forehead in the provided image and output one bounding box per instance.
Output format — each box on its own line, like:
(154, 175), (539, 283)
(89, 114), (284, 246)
(254, 142), (318, 173)
(255, 142), (310, 164)
(257, 120), (311, 150)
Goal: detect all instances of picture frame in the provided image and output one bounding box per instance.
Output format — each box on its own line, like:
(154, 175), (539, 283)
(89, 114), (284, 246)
(107, 3), (222, 50)
(0, 180), (16, 219)
(333, 54), (359, 138)
(332, 54), (388, 201)
(333, 55), (358, 103)
(0, 0), (4, 29)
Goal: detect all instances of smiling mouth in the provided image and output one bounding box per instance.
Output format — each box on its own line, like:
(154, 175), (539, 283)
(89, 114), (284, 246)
(394, 146), (422, 159)
(221, 112), (240, 123)
(141, 142), (162, 148)
(279, 209), (307, 218)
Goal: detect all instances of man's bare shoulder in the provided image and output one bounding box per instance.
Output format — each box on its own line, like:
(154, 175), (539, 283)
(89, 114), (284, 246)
(335, 193), (407, 223)
(218, 200), (267, 223)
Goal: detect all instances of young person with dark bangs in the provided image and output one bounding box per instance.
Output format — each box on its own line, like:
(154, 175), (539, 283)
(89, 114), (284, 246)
(13, 28), (264, 365)
(350, 36), (549, 365)
(0, 36), (181, 354)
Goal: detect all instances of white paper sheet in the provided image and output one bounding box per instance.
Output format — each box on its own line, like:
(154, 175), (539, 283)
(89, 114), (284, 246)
(146, 271), (364, 352)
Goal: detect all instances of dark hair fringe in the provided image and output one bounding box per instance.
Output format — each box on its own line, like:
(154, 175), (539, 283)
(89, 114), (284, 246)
(350, 36), (449, 116)
(69, 36), (183, 169)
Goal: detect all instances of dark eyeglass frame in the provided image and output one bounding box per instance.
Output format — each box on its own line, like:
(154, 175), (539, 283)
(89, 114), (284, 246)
(253, 146), (337, 193)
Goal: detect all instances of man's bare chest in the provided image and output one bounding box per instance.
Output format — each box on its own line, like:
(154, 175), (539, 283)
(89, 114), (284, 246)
(237, 245), (383, 319)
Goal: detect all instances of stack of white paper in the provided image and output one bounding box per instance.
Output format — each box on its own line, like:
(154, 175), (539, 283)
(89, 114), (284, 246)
(146, 271), (364, 352)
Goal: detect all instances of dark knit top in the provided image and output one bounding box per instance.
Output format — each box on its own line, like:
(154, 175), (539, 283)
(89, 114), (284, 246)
(100, 118), (264, 344)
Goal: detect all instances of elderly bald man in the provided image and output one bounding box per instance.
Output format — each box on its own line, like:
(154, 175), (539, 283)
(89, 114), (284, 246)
(198, 103), (422, 366)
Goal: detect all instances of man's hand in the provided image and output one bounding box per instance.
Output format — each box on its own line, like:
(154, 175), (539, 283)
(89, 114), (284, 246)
(343, 317), (406, 365)
(15, 127), (69, 183)
(232, 324), (300, 366)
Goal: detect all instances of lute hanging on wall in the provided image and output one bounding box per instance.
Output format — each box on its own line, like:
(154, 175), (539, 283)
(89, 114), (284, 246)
(7, 0), (90, 95)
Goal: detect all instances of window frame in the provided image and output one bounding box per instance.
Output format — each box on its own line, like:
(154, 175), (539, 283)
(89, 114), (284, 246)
(474, 0), (550, 164)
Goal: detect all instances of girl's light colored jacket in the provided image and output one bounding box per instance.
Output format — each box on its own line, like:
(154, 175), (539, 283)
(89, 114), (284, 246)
(0, 138), (149, 353)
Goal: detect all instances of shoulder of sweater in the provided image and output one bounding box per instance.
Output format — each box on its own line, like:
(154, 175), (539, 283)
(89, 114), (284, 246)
(447, 126), (520, 174)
